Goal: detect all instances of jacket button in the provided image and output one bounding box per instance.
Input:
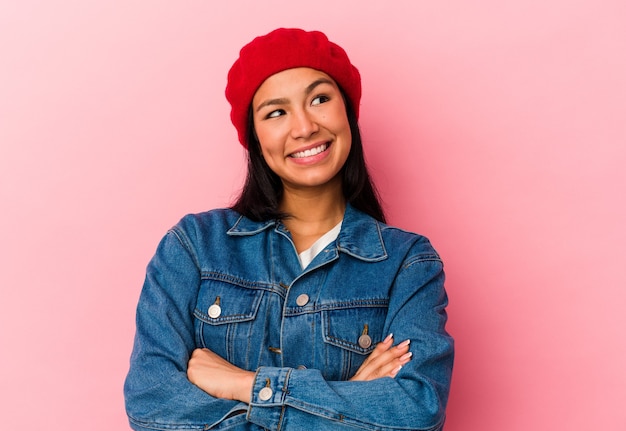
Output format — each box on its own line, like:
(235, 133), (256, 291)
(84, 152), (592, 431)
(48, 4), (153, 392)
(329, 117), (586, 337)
(259, 387), (273, 401)
(296, 294), (309, 306)
(358, 334), (372, 349)
(208, 304), (221, 318)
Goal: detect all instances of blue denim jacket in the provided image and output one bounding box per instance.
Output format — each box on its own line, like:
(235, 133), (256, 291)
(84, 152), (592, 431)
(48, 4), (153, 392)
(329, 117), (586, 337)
(124, 204), (454, 430)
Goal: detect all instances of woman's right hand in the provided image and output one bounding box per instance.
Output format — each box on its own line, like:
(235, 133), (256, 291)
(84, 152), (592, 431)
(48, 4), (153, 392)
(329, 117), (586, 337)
(349, 334), (413, 381)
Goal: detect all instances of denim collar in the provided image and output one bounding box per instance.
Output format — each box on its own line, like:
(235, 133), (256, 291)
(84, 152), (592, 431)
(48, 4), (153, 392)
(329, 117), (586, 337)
(227, 204), (388, 262)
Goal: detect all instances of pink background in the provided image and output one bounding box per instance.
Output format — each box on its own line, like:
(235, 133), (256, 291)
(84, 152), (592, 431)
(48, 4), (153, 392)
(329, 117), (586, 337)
(1, 1), (625, 429)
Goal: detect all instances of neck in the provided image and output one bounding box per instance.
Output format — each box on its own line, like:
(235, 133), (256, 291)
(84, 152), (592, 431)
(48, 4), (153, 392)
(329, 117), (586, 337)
(279, 180), (346, 252)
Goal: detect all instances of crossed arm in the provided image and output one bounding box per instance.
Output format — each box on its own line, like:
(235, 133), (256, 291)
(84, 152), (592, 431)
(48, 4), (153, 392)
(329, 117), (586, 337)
(187, 333), (413, 403)
(126, 229), (453, 430)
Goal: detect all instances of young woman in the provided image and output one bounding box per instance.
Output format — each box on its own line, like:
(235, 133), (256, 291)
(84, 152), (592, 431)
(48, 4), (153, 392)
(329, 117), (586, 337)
(124, 28), (454, 431)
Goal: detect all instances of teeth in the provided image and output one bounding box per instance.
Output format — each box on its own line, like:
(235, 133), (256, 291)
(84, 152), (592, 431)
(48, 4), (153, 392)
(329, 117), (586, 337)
(291, 143), (328, 158)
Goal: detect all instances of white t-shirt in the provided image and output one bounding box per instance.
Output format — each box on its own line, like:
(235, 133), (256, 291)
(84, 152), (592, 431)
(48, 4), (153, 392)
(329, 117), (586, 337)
(297, 221), (342, 269)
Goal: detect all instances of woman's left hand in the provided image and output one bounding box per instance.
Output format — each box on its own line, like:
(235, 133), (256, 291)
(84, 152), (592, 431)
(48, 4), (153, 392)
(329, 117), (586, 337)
(349, 334), (412, 381)
(187, 348), (255, 403)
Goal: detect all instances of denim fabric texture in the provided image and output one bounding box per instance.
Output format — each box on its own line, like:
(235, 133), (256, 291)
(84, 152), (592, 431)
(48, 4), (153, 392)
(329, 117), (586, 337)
(124, 204), (454, 430)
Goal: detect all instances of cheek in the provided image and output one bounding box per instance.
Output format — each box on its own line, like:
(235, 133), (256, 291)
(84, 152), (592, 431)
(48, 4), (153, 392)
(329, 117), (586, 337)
(256, 133), (281, 167)
(254, 128), (272, 153)
(254, 121), (279, 147)
(336, 118), (352, 143)
(328, 105), (350, 133)
(257, 128), (290, 162)
(257, 136), (278, 159)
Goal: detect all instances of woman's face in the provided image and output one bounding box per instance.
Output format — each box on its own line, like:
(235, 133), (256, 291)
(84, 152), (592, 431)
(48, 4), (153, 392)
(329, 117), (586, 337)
(251, 67), (352, 192)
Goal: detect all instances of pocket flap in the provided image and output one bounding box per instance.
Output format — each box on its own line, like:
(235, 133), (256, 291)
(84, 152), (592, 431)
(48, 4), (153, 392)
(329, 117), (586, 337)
(194, 280), (264, 325)
(322, 305), (387, 355)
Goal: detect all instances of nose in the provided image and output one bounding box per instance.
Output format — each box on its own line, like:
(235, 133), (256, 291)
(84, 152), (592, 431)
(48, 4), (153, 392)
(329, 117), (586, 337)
(289, 109), (319, 139)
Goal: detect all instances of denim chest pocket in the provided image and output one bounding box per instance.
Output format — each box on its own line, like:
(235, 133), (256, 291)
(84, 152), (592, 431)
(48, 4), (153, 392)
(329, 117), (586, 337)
(321, 301), (388, 380)
(193, 275), (265, 367)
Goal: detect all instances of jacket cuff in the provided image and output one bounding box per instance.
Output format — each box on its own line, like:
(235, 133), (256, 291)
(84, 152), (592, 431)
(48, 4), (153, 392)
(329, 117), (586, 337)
(246, 367), (291, 429)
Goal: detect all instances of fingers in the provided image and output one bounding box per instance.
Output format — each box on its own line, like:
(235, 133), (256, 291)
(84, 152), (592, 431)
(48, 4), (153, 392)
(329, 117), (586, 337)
(389, 348), (413, 378)
(370, 338), (411, 369)
(350, 335), (413, 381)
(376, 339), (412, 378)
(362, 333), (394, 363)
(353, 334), (392, 373)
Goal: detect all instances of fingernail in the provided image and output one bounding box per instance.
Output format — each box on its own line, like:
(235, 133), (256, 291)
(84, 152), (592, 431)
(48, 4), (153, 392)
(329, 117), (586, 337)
(384, 333), (393, 343)
(397, 339), (411, 348)
(400, 352), (413, 361)
(392, 365), (402, 377)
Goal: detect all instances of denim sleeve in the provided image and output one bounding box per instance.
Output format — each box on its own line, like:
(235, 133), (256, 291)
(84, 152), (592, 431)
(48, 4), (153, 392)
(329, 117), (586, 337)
(124, 229), (249, 430)
(246, 257), (454, 431)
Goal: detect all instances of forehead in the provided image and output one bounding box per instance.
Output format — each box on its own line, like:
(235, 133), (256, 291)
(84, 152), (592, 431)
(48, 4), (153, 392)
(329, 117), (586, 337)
(252, 67), (338, 105)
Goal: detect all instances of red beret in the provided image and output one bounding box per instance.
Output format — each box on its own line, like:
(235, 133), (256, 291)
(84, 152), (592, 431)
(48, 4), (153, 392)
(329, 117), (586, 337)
(225, 28), (361, 148)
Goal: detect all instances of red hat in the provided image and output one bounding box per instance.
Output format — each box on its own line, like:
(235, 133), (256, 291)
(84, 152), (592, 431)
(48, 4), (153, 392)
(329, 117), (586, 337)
(225, 28), (361, 148)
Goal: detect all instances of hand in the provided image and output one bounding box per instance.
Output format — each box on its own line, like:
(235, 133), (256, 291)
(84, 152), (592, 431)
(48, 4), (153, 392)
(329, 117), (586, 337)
(349, 334), (412, 381)
(187, 348), (255, 403)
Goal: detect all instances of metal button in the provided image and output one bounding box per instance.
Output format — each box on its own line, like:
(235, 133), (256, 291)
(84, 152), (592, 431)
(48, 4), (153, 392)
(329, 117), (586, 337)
(358, 334), (372, 349)
(259, 387), (273, 401)
(208, 304), (221, 318)
(296, 294), (309, 306)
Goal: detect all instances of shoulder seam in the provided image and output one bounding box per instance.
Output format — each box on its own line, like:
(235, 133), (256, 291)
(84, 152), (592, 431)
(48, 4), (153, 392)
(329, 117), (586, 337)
(168, 226), (201, 269)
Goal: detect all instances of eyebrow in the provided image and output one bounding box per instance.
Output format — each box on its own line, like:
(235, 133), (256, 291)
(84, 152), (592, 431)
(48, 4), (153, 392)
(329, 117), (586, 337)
(255, 78), (335, 113)
(305, 78), (334, 95)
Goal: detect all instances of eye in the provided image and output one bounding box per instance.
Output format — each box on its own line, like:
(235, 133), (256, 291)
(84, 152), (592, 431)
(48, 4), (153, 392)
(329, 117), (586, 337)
(311, 95), (330, 106)
(266, 109), (285, 119)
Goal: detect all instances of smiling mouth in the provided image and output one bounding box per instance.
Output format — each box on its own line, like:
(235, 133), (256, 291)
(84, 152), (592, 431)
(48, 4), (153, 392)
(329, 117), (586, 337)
(289, 143), (329, 159)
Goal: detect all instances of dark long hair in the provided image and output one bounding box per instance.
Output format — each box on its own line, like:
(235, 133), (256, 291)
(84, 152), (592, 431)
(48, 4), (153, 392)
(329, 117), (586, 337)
(231, 92), (386, 223)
